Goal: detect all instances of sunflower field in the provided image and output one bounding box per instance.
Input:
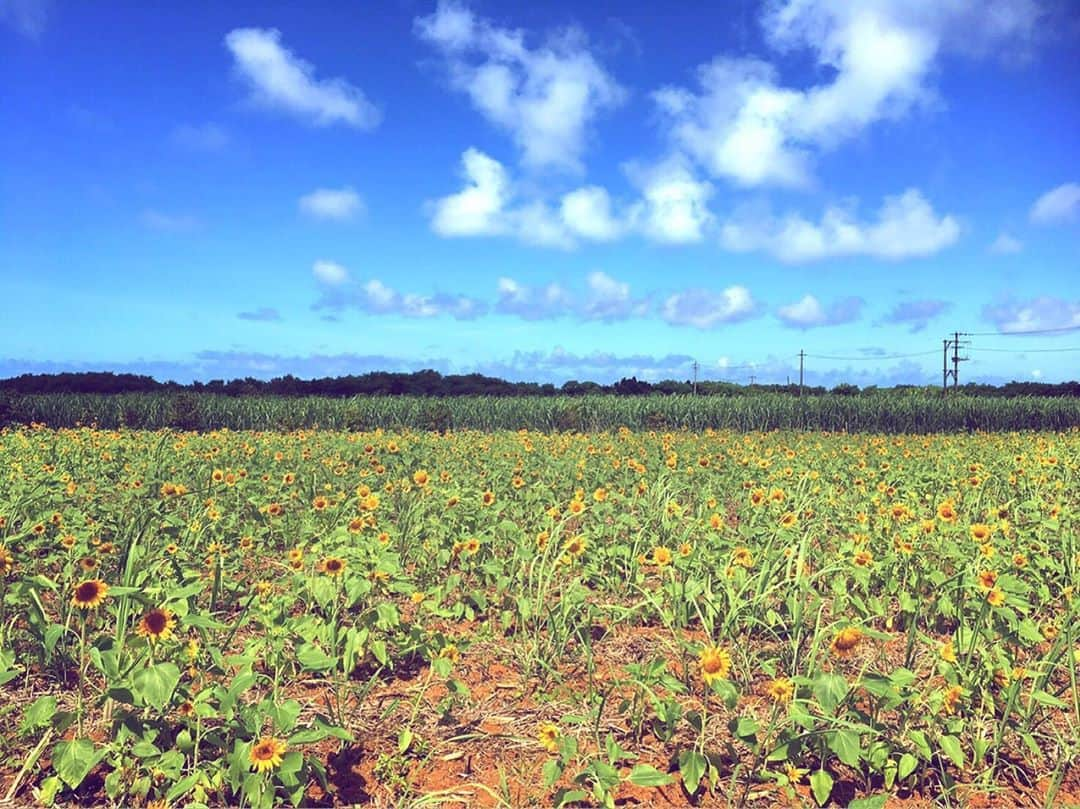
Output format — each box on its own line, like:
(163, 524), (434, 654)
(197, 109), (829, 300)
(0, 424), (1077, 807)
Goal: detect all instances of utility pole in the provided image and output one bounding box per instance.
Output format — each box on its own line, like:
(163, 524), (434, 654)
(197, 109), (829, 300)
(943, 332), (970, 392)
(798, 350), (805, 397)
(748, 374), (756, 386)
(692, 360), (699, 396)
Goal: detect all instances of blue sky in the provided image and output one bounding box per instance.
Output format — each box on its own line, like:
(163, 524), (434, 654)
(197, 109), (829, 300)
(3, 0), (1079, 386)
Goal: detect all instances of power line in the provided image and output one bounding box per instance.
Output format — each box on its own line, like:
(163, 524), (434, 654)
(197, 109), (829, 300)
(805, 350), (939, 361)
(970, 346), (1080, 354)
(966, 324), (1080, 337)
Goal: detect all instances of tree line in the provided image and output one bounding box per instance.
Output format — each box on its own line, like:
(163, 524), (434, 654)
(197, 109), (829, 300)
(1, 370), (1078, 398)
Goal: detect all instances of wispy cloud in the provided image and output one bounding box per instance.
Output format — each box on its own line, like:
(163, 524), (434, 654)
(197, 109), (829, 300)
(0, 0), (49, 39)
(237, 307), (282, 322)
(1030, 182), (1080, 225)
(312, 262), (486, 320)
(140, 209), (200, 233)
(299, 187), (364, 221)
(982, 296), (1080, 333)
(170, 122), (230, 152)
(987, 232), (1023, 254)
(879, 299), (952, 333)
(224, 28), (381, 129)
(660, 286), (760, 329)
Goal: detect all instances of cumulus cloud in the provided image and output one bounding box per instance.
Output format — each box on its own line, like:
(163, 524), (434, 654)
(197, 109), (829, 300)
(626, 157), (715, 244)
(721, 188), (959, 262)
(312, 262), (486, 320)
(988, 232), (1023, 254)
(299, 186), (364, 221)
(170, 123), (230, 152)
(1029, 182), (1080, 225)
(224, 28), (380, 129)
(879, 299), (952, 332)
(494, 271), (647, 321)
(415, 1), (624, 172)
(237, 307), (282, 322)
(312, 259), (350, 285)
(429, 149), (628, 248)
(660, 286), (759, 329)
(982, 296), (1080, 333)
(776, 294), (863, 329)
(653, 0), (1040, 187)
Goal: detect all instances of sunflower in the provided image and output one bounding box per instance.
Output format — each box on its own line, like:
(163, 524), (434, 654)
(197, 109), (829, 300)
(462, 537), (480, 556)
(940, 640), (957, 664)
(79, 556), (99, 572)
(976, 570), (998, 591)
(942, 685), (963, 715)
(969, 523), (992, 542)
(1012, 553), (1027, 568)
(137, 607), (177, 642)
(312, 495), (329, 511)
(765, 677), (794, 703)
(937, 501), (957, 522)
(537, 722), (559, 752)
(438, 643), (460, 663)
(853, 550), (873, 567)
(563, 536), (586, 559)
(481, 491), (495, 506)
(732, 547), (754, 569)
(72, 579), (109, 609)
(698, 645), (731, 686)
(652, 546), (673, 567)
(829, 626), (863, 657)
(987, 588), (1006, 607)
(0, 546), (13, 576)
(249, 736), (287, 773)
(779, 512), (797, 528)
(320, 556), (347, 576)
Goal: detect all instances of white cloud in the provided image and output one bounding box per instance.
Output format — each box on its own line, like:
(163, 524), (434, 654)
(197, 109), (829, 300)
(312, 269), (486, 320)
(626, 157), (715, 244)
(721, 188), (959, 262)
(415, 1), (624, 172)
(494, 271), (645, 321)
(312, 259), (349, 285)
(982, 296), (1080, 333)
(224, 28), (380, 129)
(654, 1), (1039, 187)
(1030, 182), (1080, 225)
(988, 232), (1023, 254)
(776, 294), (863, 329)
(299, 187), (364, 221)
(170, 123), (230, 152)
(560, 187), (623, 241)
(0, 0), (49, 38)
(140, 210), (199, 232)
(1031, 368), (1043, 379)
(431, 148), (511, 237)
(661, 285), (759, 329)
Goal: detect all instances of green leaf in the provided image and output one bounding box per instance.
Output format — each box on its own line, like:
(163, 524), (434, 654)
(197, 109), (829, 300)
(1030, 690), (1067, 708)
(829, 729), (862, 768)
(810, 768), (834, 807)
(678, 749), (707, 793)
(627, 764), (674, 787)
(52, 739), (106, 789)
(398, 728), (413, 755)
(20, 695), (57, 733)
(939, 735), (964, 769)
(813, 673), (848, 714)
(898, 753), (918, 780)
(553, 788), (590, 808)
(133, 662), (180, 711)
(849, 796), (889, 809)
(542, 758), (563, 788)
(296, 643), (336, 672)
(166, 773), (200, 802)
(907, 730), (931, 760)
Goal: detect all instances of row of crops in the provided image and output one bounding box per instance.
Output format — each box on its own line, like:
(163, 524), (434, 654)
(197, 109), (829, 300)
(6, 392), (1080, 432)
(0, 425), (1077, 806)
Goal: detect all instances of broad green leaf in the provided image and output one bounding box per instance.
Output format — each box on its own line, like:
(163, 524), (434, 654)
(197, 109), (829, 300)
(627, 764), (674, 787)
(810, 768), (834, 807)
(829, 729), (861, 768)
(898, 753), (918, 779)
(20, 694), (57, 733)
(133, 662), (180, 711)
(53, 739), (106, 789)
(678, 749), (707, 793)
(939, 735), (964, 769)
